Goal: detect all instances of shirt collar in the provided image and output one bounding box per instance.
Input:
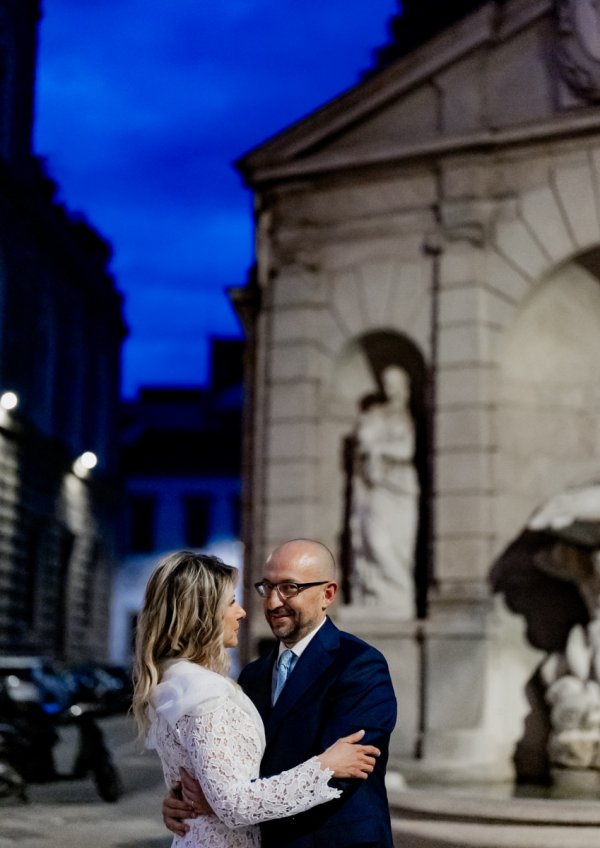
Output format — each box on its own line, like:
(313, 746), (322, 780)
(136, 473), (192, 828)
(277, 617), (327, 660)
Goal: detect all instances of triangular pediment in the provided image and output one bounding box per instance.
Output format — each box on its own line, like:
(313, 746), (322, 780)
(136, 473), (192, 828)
(238, 0), (600, 186)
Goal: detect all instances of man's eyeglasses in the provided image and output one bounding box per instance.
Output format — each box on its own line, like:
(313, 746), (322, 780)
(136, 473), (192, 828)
(254, 580), (329, 600)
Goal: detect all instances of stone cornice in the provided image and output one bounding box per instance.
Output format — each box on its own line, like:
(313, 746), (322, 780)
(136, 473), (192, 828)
(237, 0), (552, 186)
(242, 109), (600, 188)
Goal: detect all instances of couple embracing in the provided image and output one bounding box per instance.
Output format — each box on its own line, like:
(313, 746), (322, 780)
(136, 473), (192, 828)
(133, 538), (397, 848)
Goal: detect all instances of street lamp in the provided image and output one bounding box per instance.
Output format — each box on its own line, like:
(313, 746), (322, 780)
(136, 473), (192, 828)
(73, 451), (98, 478)
(0, 391), (18, 411)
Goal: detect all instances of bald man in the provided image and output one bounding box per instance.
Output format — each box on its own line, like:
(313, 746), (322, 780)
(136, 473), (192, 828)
(165, 539), (397, 848)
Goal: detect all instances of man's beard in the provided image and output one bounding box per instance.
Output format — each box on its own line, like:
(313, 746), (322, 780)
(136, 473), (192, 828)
(267, 608), (300, 642)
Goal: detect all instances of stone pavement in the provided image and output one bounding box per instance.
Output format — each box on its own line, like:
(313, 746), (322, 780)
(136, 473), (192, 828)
(0, 714), (170, 848)
(388, 786), (600, 847)
(6, 713), (600, 848)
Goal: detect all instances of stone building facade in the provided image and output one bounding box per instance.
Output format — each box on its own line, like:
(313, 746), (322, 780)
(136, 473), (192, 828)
(235, 0), (600, 781)
(0, 0), (125, 660)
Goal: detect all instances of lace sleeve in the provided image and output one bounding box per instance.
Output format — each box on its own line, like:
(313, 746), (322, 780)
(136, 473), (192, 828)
(179, 700), (341, 829)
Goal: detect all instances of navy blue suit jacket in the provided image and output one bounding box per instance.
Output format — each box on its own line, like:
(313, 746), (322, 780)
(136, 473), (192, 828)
(238, 617), (397, 848)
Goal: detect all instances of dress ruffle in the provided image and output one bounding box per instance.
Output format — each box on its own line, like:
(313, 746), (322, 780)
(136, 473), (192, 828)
(147, 660), (265, 751)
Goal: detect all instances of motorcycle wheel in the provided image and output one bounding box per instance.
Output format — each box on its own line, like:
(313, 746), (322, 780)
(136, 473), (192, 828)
(0, 763), (28, 803)
(92, 758), (123, 803)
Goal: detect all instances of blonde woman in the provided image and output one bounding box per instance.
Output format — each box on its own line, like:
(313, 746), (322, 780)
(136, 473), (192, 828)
(133, 551), (379, 848)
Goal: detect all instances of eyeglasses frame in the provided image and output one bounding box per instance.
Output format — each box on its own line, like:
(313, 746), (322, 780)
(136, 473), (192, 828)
(254, 579), (329, 600)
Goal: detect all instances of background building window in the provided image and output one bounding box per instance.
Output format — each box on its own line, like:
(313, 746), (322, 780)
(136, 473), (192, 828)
(183, 494), (211, 548)
(129, 494), (156, 552)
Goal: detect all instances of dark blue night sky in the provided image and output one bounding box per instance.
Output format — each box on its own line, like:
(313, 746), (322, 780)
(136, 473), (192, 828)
(34, 1), (399, 397)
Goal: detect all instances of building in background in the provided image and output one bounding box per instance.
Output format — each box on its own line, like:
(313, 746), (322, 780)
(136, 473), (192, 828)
(111, 338), (243, 666)
(235, 0), (600, 786)
(0, 0), (126, 659)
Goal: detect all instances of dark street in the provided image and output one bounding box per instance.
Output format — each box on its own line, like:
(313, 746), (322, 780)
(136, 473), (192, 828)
(0, 715), (170, 848)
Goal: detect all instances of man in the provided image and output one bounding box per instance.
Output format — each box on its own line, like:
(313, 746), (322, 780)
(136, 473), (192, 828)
(164, 538), (397, 848)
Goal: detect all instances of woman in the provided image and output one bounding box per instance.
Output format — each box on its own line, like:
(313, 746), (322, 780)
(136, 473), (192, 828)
(133, 551), (379, 848)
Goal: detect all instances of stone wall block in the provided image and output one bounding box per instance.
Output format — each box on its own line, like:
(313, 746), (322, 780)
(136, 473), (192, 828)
(438, 286), (483, 324)
(437, 365), (496, 406)
(318, 308), (351, 359)
(271, 305), (325, 345)
(269, 381), (319, 420)
(436, 492), (494, 536)
(268, 420), (317, 461)
(440, 249), (486, 286)
(266, 459), (318, 502)
(481, 289), (516, 330)
(436, 406), (493, 451)
(390, 262), (431, 353)
(486, 250), (531, 302)
(357, 257), (396, 327)
(442, 159), (491, 200)
(265, 501), (318, 544)
(520, 185), (576, 263)
(272, 269), (328, 308)
(268, 341), (325, 382)
(292, 172), (437, 222)
(438, 322), (493, 366)
(434, 536), (495, 580)
(590, 147), (600, 204)
(438, 283), (515, 329)
(553, 162), (600, 250)
(425, 637), (486, 728)
(493, 215), (550, 280)
(437, 450), (492, 493)
(331, 268), (368, 337)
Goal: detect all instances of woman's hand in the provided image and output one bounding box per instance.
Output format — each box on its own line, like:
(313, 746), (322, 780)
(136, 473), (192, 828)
(316, 729), (380, 779)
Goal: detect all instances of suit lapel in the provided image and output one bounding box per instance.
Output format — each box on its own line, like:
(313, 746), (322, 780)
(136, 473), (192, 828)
(265, 618), (340, 739)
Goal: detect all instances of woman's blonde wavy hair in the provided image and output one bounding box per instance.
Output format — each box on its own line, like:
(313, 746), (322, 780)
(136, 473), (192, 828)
(132, 550), (237, 736)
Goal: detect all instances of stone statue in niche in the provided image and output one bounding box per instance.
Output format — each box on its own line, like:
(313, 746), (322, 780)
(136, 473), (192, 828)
(349, 365), (419, 616)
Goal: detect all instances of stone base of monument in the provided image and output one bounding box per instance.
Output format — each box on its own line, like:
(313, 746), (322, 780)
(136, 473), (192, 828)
(549, 767), (600, 799)
(388, 787), (600, 847)
(335, 596), (539, 779)
(334, 605), (600, 846)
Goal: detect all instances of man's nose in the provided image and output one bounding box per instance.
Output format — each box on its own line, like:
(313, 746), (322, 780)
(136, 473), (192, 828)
(265, 589), (283, 609)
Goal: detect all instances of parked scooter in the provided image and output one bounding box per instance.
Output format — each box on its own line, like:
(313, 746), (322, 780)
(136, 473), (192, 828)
(0, 720), (28, 803)
(68, 703), (123, 802)
(0, 674), (122, 803)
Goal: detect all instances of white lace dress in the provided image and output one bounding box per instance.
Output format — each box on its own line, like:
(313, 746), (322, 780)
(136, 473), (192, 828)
(146, 659), (340, 848)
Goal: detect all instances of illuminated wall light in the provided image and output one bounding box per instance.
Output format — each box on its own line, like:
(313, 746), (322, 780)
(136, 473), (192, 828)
(73, 451), (98, 478)
(80, 451), (98, 470)
(0, 391), (18, 411)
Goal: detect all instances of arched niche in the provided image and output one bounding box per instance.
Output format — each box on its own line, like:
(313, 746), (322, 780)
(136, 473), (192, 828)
(324, 329), (430, 615)
(494, 248), (600, 552)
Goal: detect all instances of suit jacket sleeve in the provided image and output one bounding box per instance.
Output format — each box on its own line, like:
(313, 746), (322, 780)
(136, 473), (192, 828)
(318, 644), (397, 795)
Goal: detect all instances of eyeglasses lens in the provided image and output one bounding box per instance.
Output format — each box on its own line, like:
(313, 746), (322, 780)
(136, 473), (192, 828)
(255, 582), (298, 599)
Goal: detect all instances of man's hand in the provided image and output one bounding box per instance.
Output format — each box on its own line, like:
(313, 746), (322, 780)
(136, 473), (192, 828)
(162, 781), (193, 837)
(180, 767), (212, 814)
(162, 770), (213, 836)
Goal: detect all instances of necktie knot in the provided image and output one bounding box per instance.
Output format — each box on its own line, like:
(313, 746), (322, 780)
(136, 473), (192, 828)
(273, 649), (295, 704)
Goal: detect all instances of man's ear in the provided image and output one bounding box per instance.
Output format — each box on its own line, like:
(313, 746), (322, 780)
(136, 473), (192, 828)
(323, 581), (338, 608)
